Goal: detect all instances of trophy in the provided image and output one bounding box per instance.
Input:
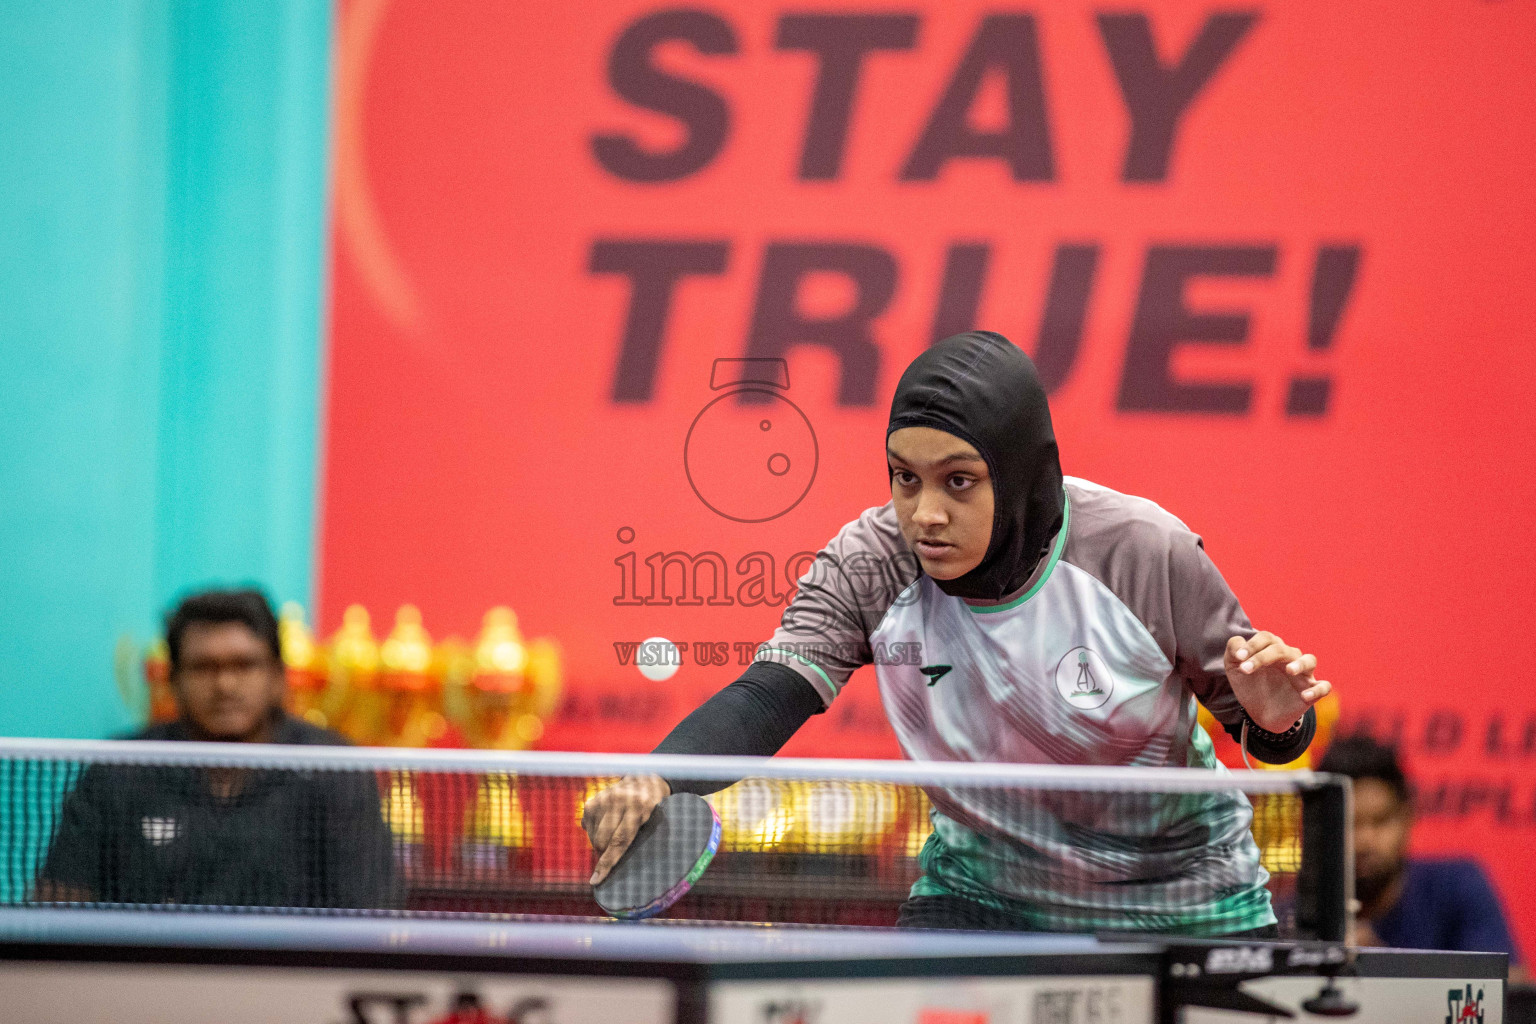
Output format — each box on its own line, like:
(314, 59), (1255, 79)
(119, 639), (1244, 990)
(331, 605), (383, 744)
(279, 602), (328, 727)
(463, 607), (562, 749)
(380, 605), (447, 747)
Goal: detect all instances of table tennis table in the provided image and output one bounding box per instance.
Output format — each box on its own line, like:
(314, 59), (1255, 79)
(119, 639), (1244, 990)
(0, 907), (1507, 1024)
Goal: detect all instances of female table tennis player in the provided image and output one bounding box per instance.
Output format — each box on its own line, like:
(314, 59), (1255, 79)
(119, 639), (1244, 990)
(584, 330), (1331, 936)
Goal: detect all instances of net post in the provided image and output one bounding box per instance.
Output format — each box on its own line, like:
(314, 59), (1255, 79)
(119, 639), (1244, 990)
(1296, 773), (1353, 942)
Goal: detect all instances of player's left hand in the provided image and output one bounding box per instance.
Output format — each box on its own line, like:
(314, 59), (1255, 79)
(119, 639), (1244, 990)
(1224, 631), (1331, 734)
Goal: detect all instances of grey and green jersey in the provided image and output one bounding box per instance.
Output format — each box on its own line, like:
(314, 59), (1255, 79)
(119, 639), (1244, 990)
(754, 476), (1274, 935)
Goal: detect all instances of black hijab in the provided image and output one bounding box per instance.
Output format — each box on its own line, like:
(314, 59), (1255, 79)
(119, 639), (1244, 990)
(886, 331), (1065, 601)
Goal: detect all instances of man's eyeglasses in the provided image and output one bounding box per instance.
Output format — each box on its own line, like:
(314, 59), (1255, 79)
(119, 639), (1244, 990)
(177, 657), (276, 681)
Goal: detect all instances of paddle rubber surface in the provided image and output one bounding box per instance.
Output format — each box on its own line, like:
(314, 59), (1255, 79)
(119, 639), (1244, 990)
(593, 792), (722, 920)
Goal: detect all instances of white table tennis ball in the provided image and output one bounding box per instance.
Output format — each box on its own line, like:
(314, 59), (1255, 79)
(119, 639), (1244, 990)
(637, 637), (680, 682)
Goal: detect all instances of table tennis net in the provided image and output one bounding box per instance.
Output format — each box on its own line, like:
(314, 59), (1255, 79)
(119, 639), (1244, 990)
(0, 741), (1350, 940)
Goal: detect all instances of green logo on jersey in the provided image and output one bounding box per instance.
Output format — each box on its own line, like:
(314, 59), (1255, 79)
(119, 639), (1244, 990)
(1072, 650), (1105, 697)
(920, 664), (952, 686)
(1055, 646), (1114, 710)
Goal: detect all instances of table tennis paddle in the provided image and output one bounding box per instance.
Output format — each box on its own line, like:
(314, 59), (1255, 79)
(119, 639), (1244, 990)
(592, 792), (721, 920)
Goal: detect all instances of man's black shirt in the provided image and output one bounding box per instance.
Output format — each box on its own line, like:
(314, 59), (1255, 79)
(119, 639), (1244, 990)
(39, 715), (399, 909)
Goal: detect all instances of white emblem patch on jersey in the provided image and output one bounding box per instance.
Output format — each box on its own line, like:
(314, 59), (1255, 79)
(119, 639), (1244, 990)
(1054, 646), (1115, 709)
(140, 816), (180, 846)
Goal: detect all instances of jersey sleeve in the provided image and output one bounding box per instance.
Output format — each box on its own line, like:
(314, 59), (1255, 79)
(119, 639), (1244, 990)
(1169, 531), (1319, 761)
(752, 503), (919, 705)
(1168, 530), (1253, 729)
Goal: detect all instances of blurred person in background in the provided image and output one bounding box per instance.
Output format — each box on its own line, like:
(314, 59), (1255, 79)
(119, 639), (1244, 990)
(34, 589), (398, 908)
(1319, 734), (1524, 981)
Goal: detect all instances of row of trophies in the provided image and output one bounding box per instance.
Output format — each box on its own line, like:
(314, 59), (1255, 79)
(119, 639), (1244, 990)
(137, 603), (562, 749)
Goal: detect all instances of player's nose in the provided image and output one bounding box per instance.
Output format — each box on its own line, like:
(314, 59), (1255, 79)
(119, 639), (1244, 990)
(912, 490), (948, 524)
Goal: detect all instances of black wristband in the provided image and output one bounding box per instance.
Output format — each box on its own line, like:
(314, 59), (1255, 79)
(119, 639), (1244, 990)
(1235, 705), (1317, 765)
(1241, 708), (1306, 744)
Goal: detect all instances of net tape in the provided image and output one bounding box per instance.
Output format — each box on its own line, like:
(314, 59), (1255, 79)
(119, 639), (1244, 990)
(0, 739), (1333, 790)
(0, 740), (1347, 938)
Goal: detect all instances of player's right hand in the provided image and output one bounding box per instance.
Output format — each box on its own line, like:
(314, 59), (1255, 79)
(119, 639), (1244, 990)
(582, 774), (671, 886)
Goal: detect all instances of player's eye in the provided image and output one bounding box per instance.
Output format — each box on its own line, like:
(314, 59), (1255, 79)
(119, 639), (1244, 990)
(947, 475), (975, 492)
(892, 469), (917, 487)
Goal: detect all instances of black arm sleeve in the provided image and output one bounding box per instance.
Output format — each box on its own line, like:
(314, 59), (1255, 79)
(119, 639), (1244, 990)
(652, 661), (825, 794)
(1221, 705), (1317, 765)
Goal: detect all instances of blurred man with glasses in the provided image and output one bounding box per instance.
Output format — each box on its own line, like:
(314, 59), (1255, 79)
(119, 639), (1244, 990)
(35, 589), (397, 909)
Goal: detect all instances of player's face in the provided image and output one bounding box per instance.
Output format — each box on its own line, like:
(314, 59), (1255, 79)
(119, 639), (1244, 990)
(172, 622), (285, 742)
(1352, 778), (1411, 888)
(888, 427), (994, 580)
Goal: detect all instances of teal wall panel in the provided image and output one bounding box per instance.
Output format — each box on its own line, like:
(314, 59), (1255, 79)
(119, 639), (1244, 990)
(0, 2), (333, 737)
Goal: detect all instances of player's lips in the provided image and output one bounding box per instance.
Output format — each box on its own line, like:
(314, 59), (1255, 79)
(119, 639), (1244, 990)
(914, 539), (955, 557)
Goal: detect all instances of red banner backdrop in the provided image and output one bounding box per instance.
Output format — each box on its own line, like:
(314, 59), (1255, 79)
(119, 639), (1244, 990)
(322, 0), (1536, 950)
